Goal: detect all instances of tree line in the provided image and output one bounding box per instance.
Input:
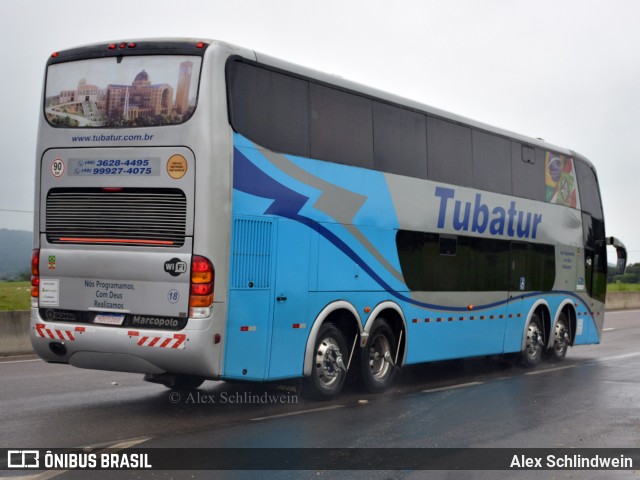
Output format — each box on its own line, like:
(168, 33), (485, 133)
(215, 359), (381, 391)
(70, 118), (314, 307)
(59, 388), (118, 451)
(608, 262), (640, 284)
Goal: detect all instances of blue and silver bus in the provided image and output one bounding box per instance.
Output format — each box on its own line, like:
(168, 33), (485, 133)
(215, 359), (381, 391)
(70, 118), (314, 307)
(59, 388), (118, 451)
(31, 39), (627, 398)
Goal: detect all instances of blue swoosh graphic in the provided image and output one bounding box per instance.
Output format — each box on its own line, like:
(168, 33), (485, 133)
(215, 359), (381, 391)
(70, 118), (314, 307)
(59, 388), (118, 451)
(234, 148), (592, 314)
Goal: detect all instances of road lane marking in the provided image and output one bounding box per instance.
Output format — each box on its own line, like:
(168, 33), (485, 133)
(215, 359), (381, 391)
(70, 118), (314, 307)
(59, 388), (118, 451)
(3, 473), (63, 480)
(422, 381), (483, 394)
(0, 359), (41, 365)
(600, 352), (640, 362)
(605, 309), (640, 316)
(251, 404), (345, 421)
(83, 436), (152, 450)
(603, 328), (615, 332)
(525, 365), (576, 375)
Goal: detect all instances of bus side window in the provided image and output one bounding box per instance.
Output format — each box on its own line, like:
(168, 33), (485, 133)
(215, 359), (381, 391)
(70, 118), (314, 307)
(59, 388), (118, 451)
(427, 117), (473, 187)
(309, 83), (373, 169)
(575, 158), (604, 220)
(511, 143), (545, 201)
(472, 131), (512, 195)
(373, 102), (427, 178)
(228, 61), (310, 157)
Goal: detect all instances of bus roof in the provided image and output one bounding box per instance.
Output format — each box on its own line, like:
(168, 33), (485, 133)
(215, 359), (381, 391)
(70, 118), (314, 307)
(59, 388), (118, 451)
(48, 37), (591, 166)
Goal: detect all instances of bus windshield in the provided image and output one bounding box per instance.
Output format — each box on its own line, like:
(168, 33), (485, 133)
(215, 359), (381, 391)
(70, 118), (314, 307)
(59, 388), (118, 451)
(45, 55), (202, 128)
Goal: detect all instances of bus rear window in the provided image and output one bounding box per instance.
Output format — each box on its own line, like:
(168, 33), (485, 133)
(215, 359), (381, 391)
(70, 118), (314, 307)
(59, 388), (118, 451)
(45, 55), (202, 128)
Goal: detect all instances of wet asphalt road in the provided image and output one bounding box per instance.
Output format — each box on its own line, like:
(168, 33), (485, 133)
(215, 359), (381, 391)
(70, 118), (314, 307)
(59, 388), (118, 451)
(1, 310), (639, 479)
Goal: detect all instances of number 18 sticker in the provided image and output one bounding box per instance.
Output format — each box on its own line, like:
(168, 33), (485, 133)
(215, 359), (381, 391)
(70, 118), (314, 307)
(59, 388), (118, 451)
(52, 157), (65, 178)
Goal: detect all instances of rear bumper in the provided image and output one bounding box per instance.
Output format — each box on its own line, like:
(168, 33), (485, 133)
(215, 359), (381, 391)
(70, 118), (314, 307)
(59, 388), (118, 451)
(30, 304), (225, 378)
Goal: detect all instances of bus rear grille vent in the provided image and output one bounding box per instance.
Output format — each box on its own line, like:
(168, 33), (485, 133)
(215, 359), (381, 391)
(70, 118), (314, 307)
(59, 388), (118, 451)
(46, 188), (187, 247)
(231, 218), (273, 289)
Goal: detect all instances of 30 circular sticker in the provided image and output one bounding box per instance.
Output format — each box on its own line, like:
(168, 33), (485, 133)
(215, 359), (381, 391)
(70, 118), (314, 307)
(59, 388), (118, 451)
(51, 157), (65, 178)
(167, 154), (187, 179)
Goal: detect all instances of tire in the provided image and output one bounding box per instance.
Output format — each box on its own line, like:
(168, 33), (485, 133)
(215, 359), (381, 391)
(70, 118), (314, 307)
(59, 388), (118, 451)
(521, 314), (544, 368)
(549, 313), (570, 362)
(361, 318), (397, 393)
(304, 323), (349, 400)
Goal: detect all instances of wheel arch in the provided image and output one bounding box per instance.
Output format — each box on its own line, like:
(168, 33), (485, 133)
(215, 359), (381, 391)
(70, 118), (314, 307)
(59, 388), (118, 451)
(303, 301), (362, 376)
(364, 301), (408, 366)
(552, 300), (577, 347)
(520, 299), (552, 352)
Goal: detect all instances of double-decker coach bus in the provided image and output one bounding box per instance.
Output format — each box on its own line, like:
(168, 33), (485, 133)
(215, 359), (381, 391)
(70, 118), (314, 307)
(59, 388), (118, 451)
(31, 39), (627, 398)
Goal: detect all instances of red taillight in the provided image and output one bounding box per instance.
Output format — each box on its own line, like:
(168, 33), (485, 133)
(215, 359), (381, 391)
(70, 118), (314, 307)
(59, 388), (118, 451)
(196, 42), (206, 49)
(189, 256), (214, 310)
(51, 52), (59, 58)
(31, 249), (39, 298)
(191, 283), (212, 296)
(192, 256), (212, 273)
(108, 43), (117, 50)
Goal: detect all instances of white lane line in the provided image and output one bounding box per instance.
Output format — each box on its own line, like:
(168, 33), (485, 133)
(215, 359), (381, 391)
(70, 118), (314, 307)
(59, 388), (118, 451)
(605, 309), (640, 316)
(422, 381), (483, 394)
(603, 328), (615, 332)
(525, 365), (576, 375)
(251, 404), (345, 421)
(3, 472), (62, 480)
(0, 359), (41, 365)
(88, 436), (151, 451)
(599, 352), (640, 362)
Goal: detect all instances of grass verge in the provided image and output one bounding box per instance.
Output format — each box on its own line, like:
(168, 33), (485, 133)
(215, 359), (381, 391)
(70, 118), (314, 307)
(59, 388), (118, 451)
(0, 281), (31, 311)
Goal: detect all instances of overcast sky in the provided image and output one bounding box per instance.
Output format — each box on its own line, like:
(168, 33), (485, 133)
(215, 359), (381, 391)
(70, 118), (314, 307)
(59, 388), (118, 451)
(2, 0), (639, 263)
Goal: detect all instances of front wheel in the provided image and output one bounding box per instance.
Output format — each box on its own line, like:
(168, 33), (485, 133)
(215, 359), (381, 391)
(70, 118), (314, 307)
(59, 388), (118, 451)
(361, 318), (397, 393)
(304, 323), (348, 400)
(522, 314), (544, 368)
(549, 313), (570, 362)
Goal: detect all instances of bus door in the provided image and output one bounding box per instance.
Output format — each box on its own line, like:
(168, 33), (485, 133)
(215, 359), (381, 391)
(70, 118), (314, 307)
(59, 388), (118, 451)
(504, 241), (529, 351)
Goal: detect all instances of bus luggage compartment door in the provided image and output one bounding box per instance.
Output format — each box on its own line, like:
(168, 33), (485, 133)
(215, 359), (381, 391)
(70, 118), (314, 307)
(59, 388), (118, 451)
(223, 217), (276, 380)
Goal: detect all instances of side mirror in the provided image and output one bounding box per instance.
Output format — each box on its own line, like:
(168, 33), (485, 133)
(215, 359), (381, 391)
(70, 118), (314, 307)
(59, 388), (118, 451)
(608, 237), (627, 275)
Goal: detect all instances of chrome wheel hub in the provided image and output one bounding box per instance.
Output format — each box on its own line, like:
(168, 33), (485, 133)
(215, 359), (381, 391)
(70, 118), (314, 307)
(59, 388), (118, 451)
(554, 321), (568, 354)
(369, 333), (391, 379)
(525, 322), (543, 359)
(315, 337), (341, 387)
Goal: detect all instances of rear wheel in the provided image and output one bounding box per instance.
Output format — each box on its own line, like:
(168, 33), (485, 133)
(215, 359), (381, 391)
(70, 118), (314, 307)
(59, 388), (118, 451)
(549, 313), (570, 362)
(304, 323), (348, 400)
(361, 318), (397, 393)
(522, 314), (544, 367)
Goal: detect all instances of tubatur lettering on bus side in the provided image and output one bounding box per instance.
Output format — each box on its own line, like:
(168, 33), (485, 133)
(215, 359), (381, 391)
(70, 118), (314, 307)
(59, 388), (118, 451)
(435, 186), (542, 239)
